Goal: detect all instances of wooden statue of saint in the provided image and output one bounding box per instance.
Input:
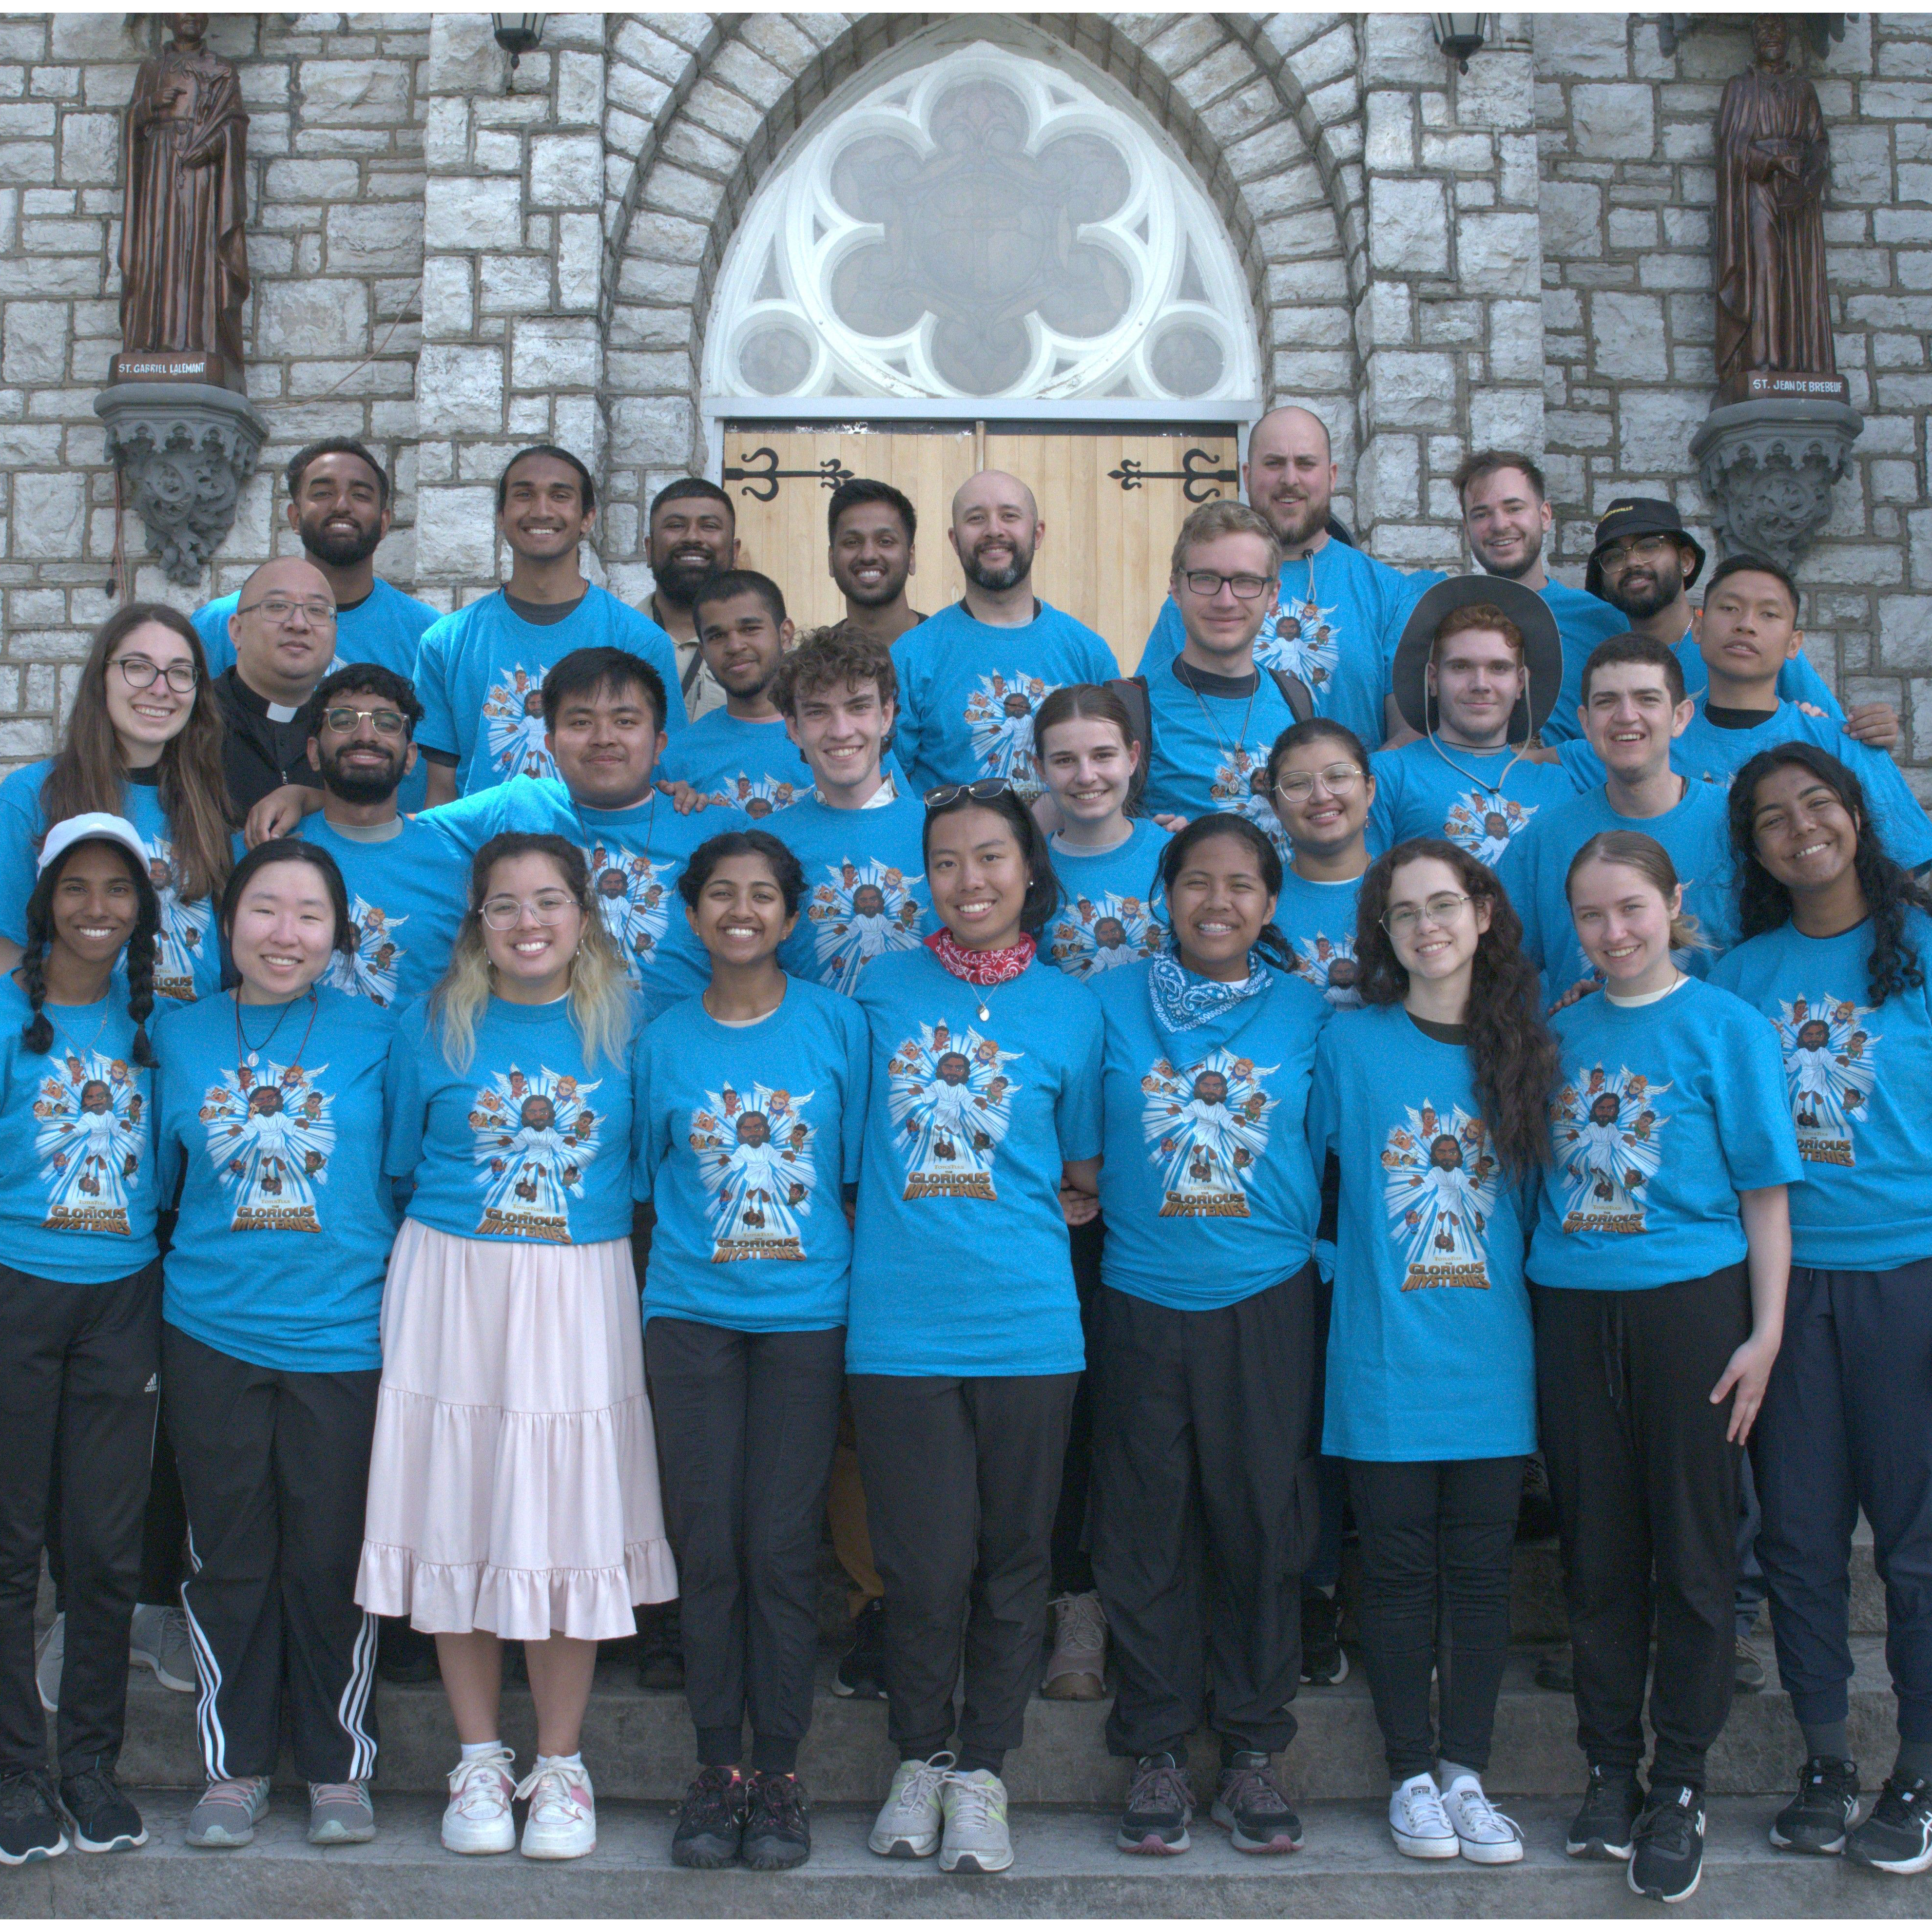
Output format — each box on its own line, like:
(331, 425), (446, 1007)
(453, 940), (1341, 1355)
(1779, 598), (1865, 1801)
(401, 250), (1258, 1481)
(1713, 15), (1839, 403)
(116, 13), (250, 390)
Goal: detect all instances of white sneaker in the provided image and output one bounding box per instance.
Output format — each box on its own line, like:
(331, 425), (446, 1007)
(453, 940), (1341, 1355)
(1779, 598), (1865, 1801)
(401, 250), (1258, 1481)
(516, 1758), (596, 1861)
(1042, 1590), (1108, 1699)
(868, 1753), (953, 1858)
(34, 1614), (63, 1714)
(441, 1746), (517, 1856)
(1441, 1771), (1525, 1864)
(128, 1603), (195, 1693)
(939, 1768), (1013, 1874)
(1390, 1772), (1460, 1859)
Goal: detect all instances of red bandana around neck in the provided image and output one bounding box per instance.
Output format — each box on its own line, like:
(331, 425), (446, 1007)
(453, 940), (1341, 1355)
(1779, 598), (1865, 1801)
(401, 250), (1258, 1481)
(926, 928), (1037, 986)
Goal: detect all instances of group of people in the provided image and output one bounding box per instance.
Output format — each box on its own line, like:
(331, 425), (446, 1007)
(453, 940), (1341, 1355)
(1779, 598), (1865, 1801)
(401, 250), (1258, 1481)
(0, 406), (1928, 1909)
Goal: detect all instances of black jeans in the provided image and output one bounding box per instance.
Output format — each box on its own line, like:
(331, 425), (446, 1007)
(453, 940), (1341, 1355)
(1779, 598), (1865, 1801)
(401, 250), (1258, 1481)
(1345, 1456), (1525, 1780)
(165, 1323), (380, 1783)
(1755, 1257), (1932, 1743)
(1533, 1266), (1750, 1788)
(849, 1370), (1078, 1775)
(1090, 1268), (1318, 1761)
(1049, 1216), (1105, 1596)
(644, 1316), (845, 1775)
(0, 1261), (159, 1777)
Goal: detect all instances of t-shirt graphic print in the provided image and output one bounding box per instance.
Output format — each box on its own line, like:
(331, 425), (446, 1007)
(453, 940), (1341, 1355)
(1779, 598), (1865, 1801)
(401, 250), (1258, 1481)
(148, 835), (212, 1003)
(1141, 1047), (1278, 1217)
(1047, 890), (1162, 980)
(966, 672), (1051, 796)
(887, 1019), (1020, 1200)
(1552, 1063), (1671, 1235)
(201, 1058), (334, 1233)
(1773, 993), (1878, 1167)
(586, 840), (671, 980)
(1256, 591), (1340, 696)
(35, 1048), (146, 1236)
(1445, 788), (1535, 866)
(807, 859), (924, 993)
(483, 665), (555, 785)
(1382, 1101), (1500, 1290)
(329, 896), (408, 1007)
(471, 1063), (601, 1242)
(689, 1079), (817, 1262)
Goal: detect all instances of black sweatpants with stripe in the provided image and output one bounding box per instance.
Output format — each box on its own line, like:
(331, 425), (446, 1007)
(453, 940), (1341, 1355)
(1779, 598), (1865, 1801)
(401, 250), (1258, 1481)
(163, 1323), (380, 1783)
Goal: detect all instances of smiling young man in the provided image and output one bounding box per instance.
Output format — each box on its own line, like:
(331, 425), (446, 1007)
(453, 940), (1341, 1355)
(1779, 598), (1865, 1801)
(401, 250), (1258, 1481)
(417, 646), (741, 1005)
(644, 479), (741, 721)
(412, 446), (685, 805)
(1366, 577), (1581, 869)
(827, 479), (927, 651)
(656, 571), (808, 815)
(213, 557), (338, 819)
(1502, 633), (1739, 1004)
(890, 469), (1116, 799)
(1141, 406), (1438, 753)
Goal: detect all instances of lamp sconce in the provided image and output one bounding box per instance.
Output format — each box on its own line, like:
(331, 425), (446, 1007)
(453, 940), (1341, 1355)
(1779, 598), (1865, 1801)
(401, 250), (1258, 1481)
(491, 14), (544, 90)
(1432, 13), (1488, 73)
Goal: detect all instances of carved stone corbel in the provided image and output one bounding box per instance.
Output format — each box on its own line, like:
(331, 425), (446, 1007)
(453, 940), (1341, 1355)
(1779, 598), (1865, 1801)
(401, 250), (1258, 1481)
(1688, 396), (1863, 573)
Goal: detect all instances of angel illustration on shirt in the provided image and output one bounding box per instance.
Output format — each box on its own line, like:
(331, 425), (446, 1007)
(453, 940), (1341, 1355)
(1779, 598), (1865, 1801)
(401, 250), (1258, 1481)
(471, 1064), (600, 1241)
(807, 858), (925, 992)
(965, 672), (1051, 796)
(690, 1080), (816, 1260)
(888, 1020), (1022, 1201)
(327, 895), (408, 1006)
(583, 840), (667, 983)
(1141, 1049), (1277, 1217)
(483, 667), (557, 783)
(35, 1051), (146, 1235)
(199, 1059), (334, 1232)
(145, 838), (209, 1002)
(1552, 1063), (1671, 1234)
(1444, 789), (1535, 866)
(1255, 594), (1339, 695)
(1382, 1101), (1500, 1288)
(1046, 891), (1162, 980)
(1773, 992), (1879, 1167)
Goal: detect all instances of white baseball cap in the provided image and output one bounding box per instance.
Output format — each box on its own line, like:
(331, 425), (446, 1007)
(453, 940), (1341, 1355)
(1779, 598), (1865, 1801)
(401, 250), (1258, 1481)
(37, 811), (152, 879)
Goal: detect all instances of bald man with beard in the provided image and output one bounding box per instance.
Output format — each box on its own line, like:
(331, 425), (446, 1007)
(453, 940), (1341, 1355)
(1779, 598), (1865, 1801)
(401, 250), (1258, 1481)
(1141, 406), (1441, 752)
(213, 556), (337, 816)
(889, 469), (1117, 799)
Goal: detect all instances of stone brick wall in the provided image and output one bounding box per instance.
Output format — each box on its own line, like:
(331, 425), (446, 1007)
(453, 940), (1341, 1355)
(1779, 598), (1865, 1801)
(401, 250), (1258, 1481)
(1535, 12), (1932, 792)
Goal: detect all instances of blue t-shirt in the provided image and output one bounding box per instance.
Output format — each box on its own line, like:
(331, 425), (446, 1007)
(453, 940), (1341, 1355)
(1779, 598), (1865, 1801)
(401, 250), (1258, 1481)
(635, 977), (869, 1332)
(890, 599), (1117, 798)
(1501, 778), (1738, 1003)
(847, 947), (1103, 1376)
(771, 785), (934, 995)
(1307, 1005), (1538, 1461)
(1538, 579), (1632, 746)
(1367, 739), (1582, 870)
(412, 586), (686, 796)
(0, 976), (157, 1283)
(1141, 544), (1436, 754)
(1140, 654), (1303, 856)
(193, 579), (441, 813)
(1041, 820), (1169, 979)
(657, 709), (811, 817)
(1275, 869), (1368, 1010)
(1710, 910), (1932, 1272)
(386, 991), (640, 1248)
(1528, 978), (1803, 1292)
(0, 765), (223, 1005)
(297, 813), (464, 1010)
(419, 774), (748, 1007)
(1093, 959), (1326, 1309)
(153, 986), (397, 1372)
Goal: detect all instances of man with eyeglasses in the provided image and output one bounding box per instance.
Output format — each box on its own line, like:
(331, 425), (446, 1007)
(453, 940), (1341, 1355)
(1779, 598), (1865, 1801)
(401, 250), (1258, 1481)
(213, 557), (338, 818)
(193, 440), (441, 812)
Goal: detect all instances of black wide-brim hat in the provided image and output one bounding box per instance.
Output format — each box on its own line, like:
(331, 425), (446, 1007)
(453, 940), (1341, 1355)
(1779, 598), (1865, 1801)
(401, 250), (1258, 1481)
(1391, 574), (1565, 740)
(1583, 497), (1707, 600)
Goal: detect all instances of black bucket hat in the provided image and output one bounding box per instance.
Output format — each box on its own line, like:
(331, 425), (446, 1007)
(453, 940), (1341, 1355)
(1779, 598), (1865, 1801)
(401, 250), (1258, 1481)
(1584, 498), (1707, 600)
(1391, 574), (1564, 740)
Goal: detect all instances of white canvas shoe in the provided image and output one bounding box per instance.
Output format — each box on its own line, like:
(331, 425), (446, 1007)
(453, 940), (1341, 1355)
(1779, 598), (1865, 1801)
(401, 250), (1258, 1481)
(1441, 1772), (1525, 1864)
(1389, 1772), (1460, 1859)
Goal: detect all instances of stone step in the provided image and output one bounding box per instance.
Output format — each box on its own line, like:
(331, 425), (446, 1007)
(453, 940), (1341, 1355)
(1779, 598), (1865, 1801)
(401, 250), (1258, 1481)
(97, 1636), (1899, 1805)
(5, 1791), (1924, 1920)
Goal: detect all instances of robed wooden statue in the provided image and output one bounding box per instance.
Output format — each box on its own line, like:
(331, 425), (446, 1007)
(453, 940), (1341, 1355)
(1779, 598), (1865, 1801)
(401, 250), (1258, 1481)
(1713, 15), (1839, 403)
(116, 13), (250, 390)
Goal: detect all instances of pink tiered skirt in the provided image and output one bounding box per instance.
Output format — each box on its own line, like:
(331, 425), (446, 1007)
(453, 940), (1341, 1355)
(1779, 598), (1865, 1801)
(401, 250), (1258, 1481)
(355, 1217), (678, 1642)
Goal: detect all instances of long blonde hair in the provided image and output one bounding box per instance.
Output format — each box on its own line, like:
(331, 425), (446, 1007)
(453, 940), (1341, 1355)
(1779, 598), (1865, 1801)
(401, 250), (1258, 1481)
(430, 832), (633, 1073)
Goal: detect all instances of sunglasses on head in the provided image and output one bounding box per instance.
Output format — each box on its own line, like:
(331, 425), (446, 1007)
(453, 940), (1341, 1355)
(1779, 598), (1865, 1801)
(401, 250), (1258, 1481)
(923, 778), (1015, 809)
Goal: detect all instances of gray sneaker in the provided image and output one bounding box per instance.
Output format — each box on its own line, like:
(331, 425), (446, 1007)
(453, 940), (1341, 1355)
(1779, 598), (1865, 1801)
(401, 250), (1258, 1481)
(868, 1753), (952, 1859)
(1042, 1590), (1107, 1700)
(34, 1613), (63, 1714)
(938, 1768), (1012, 1874)
(129, 1603), (196, 1694)
(186, 1776), (271, 1849)
(307, 1780), (374, 1846)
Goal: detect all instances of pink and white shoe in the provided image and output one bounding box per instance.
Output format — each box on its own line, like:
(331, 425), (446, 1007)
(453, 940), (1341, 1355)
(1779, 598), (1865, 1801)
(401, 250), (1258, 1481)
(516, 1760), (596, 1861)
(442, 1746), (516, 1855)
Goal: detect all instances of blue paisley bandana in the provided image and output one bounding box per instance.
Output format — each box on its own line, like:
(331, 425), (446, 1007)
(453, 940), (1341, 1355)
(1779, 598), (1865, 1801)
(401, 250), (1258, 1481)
(1147, 948), (1269, 1035)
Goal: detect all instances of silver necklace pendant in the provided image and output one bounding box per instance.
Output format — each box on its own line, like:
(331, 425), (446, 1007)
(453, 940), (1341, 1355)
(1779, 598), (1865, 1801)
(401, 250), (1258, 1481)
(246, 1050), (259, 1067)
(975, 1000), (990, 1023)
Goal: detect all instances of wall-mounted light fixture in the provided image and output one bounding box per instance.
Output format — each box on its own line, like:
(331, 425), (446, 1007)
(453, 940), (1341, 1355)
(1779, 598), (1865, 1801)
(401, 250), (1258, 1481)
(492, 14), (545, 89)
(1432, 13), (1488, 73)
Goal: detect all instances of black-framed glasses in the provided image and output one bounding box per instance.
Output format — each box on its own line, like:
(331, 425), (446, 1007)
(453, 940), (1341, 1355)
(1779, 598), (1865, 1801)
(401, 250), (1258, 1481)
(1179, 569), (1273, 600)
(236, 595), (337, 625)
(924, 778), (1015, 809)
(321, 705), (408, 737)
(1274, 762), (1363, 802)
(111, 654), (196, 694)
(1382, 891), (1473, 937)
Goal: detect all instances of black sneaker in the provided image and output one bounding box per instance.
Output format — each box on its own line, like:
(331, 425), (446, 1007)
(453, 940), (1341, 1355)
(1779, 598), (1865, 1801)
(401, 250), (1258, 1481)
(671, 1765), (747, 1869)
(1771, 1757), (1858, 1855)
(741, 1770), (811, 1871)
(57, 1766), (146, 1854)
(1298, 1589), (1348, 1686)
(1211, 1751), (1302, 1854)
(1118, 1751), (1194, 1855)
(1565, 1763), (1643, 1859)
(1629, 1784), (1705, 1902)
(1845, 1772), (1932, 1874)
(833, 1597), (887, 1700)
(638, 1601), (684, 1692)
(0, 1769), (68, 1866)
(1734, 1634), (1767, 1692)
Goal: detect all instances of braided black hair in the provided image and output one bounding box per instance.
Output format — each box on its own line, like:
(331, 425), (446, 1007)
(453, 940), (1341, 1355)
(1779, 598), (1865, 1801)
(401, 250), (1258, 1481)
(1730, 741), (1932, 1008)
(1156, 813), (1301, 976)
(19, 840), (162, 1067)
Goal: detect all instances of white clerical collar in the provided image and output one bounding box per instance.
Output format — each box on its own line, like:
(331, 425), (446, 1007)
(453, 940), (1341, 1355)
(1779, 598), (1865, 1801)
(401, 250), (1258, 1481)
(814, 772), (897, 810)
(265, 700), (300, 723)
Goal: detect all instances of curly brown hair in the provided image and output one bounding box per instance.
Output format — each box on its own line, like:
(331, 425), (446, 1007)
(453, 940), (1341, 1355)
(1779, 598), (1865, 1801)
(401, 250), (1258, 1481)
(771, 623), (898, 721)
(1354, 837), (1558, 1178)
